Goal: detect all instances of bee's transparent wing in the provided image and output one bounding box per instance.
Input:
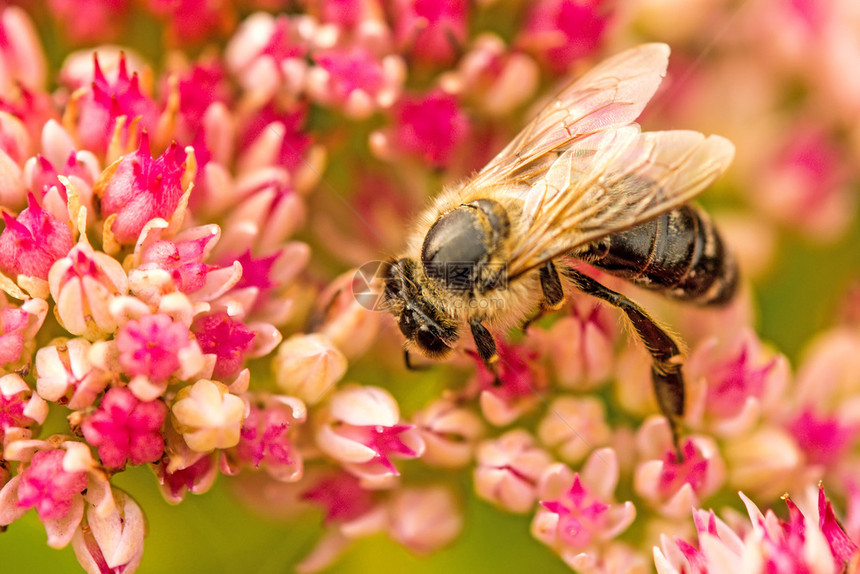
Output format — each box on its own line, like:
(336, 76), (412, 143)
(467, 43), (670, 191)
(505, 128), (736, 279)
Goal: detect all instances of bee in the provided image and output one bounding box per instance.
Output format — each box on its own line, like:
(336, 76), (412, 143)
(380, 43), (736, 449)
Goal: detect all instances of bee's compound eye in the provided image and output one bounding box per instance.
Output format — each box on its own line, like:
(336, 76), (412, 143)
(415, 325), (452, 358)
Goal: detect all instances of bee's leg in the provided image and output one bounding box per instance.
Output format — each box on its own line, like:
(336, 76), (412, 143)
(470, 320), (501, 385)
(561, 266), (686, 458)
(522, 261), (565, 331)
(403, 349), (430, 371)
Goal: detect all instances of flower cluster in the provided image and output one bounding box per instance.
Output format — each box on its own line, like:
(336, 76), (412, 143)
(1, 1), (860, 573)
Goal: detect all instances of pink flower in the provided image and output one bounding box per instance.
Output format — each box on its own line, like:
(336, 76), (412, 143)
(518, 0), (610, 73)
(48, 242), (129, 340)
(439, 33), (540, 117)
(172, 59), (229, 149)
(655, 486), (856, 573)
(786, 408), (859, 468)
(70, 53), (159, 155)
(233, 395), (306, 481)
(26, 150), (95, 203)
(474, 430), (553, 514)
(722, 425), (804, 499)
(818, 484), (860, 569)
(531, 450), (635, 570)
(793, 326), (860, 414)
(538, 295), (619, 390)
(131, 224), (223, 298)
(0, 296), (47, 368)
(95, 132), (189, 245)
(685, 329), (789, 436)
(171, 379), (246, 452)
(225, 13), (312, 102)
(238, 103), (313, 177)
(314, 270), (382, 360)
(307, 45), (405, 119)
(634, 418), (726, 518)
(224, 243), (309, 324)
(0, 193), (73, 280)
(536, 396), (611, 464)
(297, 469), (388, 572)
(217, 175), (306, 255)
(17, 449), (88, 520)
(81, 387), (167, 469)
(117, 313), (191, 383)
(71, 488), (145, 574)
(155, 453), (217, 504)
(192, 311), (256, 379)
(315, 385), (425, 487)
(146, 0), (231, 45)
(391, 0), (468, 66)
(754, 125), (854, 240)
(48, 0), (130, 43)
(372, 90), (470, 167)
(471, 340), (547, 426)
(35, 338), (113, 410)
(273, 333), (347, 405)
(302, 471), (376, 525)
(0, 6), (46, 92)
(0, 374), (47, 444)
(387, 486), (463, 554)
(413, 397), (485, 468)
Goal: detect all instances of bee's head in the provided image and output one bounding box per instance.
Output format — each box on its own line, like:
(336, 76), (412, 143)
(381, 257), (459, 359)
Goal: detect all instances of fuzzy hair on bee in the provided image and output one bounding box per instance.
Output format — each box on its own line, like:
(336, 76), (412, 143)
(380, 43), (736, 451)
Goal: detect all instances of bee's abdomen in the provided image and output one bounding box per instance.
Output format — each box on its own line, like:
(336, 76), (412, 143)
(581, 205), (737, 305)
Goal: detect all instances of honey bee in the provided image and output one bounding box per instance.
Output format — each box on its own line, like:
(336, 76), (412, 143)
(380, 43), (736, 448)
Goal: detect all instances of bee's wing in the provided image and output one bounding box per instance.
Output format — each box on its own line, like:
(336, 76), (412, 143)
(467, 43), (671, 190)
(505, 127), (735, 280)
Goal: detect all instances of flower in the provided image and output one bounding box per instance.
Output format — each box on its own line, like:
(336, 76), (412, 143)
(391, 0), (469, 66)
(171, 379), (246, 452)
(35, 338), (113, 410)
(471, 339), (547, 426)
(0, 373), (48, 443)
(474, 429), (553, 513)
(537, 395), (611, 464)
(307, 45), (405, 119)
(16, 449), (87, 520)
(68, 52), (159, 156)
(302, 471), (376, 525)
(81, 387), (167, 469)
(191, 311), (256, 379)
(654, 485), (860, 573)
(531, 449), (636, 570)
(387, 486), (463, 554)
(518, 0), (610, 73)
(315, 385), (425, 487)
(232, 394), (306, 481)
(685, 329), (789, 436)
(116, 313), (192, 383)
(634, 418), (726, 518)
(0, 193), (73, 281)
(0, 295), (48, 369)
(71, 488), (145, 574)
(272, 333), (347, 405)
(47, 242), (129, 340)
(94, 132), (192, 245)
(371, 90), (471, 167)
(413, 397), (485, 468)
